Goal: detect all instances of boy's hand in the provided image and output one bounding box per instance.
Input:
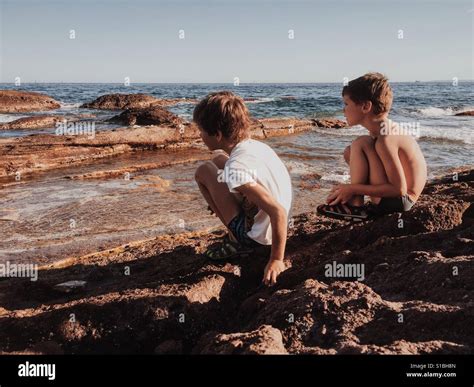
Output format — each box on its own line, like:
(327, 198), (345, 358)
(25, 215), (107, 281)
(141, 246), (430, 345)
(236, 182), (288, 287)
(263, 259), (286, 286)
(327, 184), (354, 205)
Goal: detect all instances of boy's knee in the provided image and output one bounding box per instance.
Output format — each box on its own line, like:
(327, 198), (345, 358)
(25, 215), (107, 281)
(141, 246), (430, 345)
(194, 161), (217, 183)
(343, 145), (351, 163)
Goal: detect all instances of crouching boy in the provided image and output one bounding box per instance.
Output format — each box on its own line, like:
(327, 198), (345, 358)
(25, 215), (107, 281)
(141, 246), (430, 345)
(194, 91), (293, 285)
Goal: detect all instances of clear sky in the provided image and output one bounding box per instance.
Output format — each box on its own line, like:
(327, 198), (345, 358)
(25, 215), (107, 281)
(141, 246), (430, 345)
(0, 0), (472, 83)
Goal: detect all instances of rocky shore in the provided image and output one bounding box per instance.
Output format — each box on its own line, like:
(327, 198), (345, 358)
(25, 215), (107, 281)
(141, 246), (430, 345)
(1, 89), (471, 355)
(0, 90), (61, 113)
(0, 169), (472, 355)
(0, 90), (346, 179)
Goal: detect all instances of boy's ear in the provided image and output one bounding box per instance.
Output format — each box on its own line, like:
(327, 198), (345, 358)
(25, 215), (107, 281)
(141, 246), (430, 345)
(215, 130), (223, 142)
(362, 100), (373, 114)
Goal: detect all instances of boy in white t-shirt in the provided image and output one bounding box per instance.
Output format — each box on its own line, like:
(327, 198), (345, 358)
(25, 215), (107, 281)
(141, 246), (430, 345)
(194, 91), (292, 286)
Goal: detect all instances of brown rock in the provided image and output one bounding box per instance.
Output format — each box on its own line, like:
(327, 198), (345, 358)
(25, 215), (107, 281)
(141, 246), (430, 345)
(0, 169), (472, 354)
(336, 339), (466, 355)
(0, 125), (201, 178)
(0, 117), (314, 177)
(195, 325), (288, 354)
(81, 93), (194, 110)
(0, 115), (63, 130)
(0, 90), (61, 113)
(244, 280), (385, 352)
(312, 118), (348, 128)
(251, 117), (314, 139)
(108, 106), (185, 127)
(454, 110), (474, 116)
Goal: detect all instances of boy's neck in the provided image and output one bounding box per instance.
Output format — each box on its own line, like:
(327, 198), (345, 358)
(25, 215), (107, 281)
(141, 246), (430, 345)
(221, 137), (250, 155)
(362, 114), (389, 137)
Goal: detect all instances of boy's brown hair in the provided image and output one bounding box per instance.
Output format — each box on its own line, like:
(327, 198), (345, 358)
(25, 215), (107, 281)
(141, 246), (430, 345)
(342, 72), (393, 115)
(193, 91), (251, 143)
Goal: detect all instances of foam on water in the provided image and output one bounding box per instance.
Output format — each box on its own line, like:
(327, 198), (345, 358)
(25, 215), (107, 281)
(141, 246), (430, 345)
(245, 97), (278, 104)
(320, 173), (351, 184)
(417, 107), (456, 116)
(312, 125), (366, 137)
(419, 125), (473, 145)
(60, 102), (82, 109)
(414, 106), (474, 117)
(0, 114), (28, 123)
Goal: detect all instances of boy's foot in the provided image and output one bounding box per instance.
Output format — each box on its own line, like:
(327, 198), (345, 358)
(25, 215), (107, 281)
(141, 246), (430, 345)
(317, 203), (376, 222)
(205, 235), (255, 261)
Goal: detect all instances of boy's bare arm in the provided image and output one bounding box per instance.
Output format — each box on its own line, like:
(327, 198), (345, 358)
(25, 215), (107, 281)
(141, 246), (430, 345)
(236, 182), (287, 285)
(236, 182), (287, 261)
(351, 138), (407, 198)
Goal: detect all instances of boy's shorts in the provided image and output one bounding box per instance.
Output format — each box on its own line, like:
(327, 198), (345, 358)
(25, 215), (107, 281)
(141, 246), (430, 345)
(375, 194), (415, 215)
(228, 211), (262, 248)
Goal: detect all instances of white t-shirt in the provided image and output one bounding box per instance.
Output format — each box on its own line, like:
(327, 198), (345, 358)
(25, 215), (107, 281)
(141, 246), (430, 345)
(223, 138), (292, 245)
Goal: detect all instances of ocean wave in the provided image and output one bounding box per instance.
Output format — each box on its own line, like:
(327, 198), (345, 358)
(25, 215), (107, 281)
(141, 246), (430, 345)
(60, 102), (82, 109)
(418, 126), (473, 145)
(415, 106), (474, 117)
(244, 97), (277, 104)
(419, 135), (473, 146)
(417, 107), (455, 116)
(418, 136), (470, 146)
(310, 122), (473, 145)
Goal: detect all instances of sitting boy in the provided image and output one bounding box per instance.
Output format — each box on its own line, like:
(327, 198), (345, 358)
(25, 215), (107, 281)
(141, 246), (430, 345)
(318, 73), (427, 221)
(193, 91), (292, 285)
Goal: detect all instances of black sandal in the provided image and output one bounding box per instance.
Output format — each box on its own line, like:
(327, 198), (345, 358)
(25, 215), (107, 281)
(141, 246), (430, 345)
(317, 203), (376, 222)
(205, 235), (255, 261)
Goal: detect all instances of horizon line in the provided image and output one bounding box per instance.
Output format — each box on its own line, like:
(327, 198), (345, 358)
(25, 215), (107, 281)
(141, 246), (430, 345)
(0, 80), (473, 85)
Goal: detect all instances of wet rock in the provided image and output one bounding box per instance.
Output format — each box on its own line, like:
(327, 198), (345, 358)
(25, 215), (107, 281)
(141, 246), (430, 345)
(252, 118), (314, 138)
(0, 117), (314, 178)
(81, 93), (193, 110)
(454, 110), (474, 116)
(108, 106), (185, 127)
(0, 115), (97, 130)
(0, 125), (200, 178)
(0, 90), (61, 113)
(312, 118), (348, 129)
(0, 115), (63, 130)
